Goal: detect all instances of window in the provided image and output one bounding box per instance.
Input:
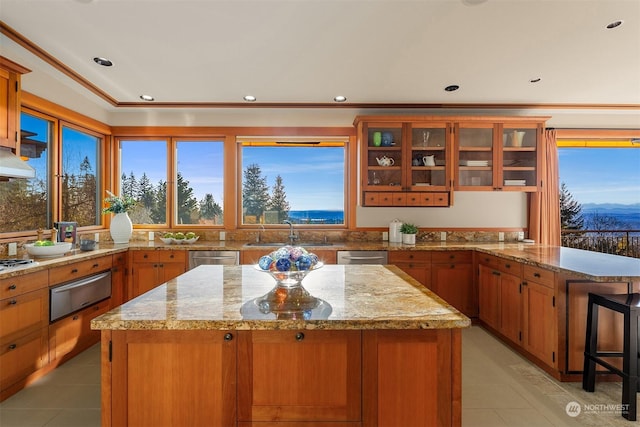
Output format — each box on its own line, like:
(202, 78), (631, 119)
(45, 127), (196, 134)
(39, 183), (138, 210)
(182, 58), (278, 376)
(60, 125), (101, 226)
(239, 139), (346, 226)
(0, 111), (52, 233)
(118, 138), (225, 227)
(119, 139), (168, 225)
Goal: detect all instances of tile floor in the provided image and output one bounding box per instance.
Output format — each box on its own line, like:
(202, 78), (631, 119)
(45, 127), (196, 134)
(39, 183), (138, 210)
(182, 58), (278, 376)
(0, 326), (637, 426)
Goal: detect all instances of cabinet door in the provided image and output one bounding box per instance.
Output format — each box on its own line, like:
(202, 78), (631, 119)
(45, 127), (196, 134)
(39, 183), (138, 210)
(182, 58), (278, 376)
(160, 261), (186, 283)
(389, 251), (431, 288)
(110, 330), (236, 427)
(408, 122), (450, 191)
(130, 262), (158, 298)
(499, 271), (522, 344)
(0, 328), (48, 391)
(454, 123), (495, 190)
(522, 281), (557, 367)
(500, 124), (541, 191)
(362, 122), (404, 192)
(0, 288), (48, 339)
(0, 67), (19, 149)
(478, 265), (500, 330)
(363, 329), (460, 427)
(431, 262), (475, 317)
(237, 330), (361, 422)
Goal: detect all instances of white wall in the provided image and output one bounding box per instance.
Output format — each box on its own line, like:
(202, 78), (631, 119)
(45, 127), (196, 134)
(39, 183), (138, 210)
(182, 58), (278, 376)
(356, 192), (528, 229)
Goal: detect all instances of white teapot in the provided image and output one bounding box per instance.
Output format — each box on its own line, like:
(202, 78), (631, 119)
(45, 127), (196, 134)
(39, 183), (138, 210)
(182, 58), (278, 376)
(376, 156), (395, 167)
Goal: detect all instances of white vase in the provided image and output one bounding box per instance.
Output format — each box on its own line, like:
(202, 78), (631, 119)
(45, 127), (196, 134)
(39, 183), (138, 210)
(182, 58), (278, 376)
(402, 233), (416, 245)
(110, 212), (133, 244)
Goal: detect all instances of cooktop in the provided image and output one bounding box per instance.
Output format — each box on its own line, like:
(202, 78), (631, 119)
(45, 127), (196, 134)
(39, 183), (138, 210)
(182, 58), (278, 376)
(0, 259), (36, 272)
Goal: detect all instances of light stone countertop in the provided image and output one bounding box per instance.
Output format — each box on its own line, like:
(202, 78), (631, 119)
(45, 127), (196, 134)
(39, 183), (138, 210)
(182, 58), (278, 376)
(91, 264), (471, 331)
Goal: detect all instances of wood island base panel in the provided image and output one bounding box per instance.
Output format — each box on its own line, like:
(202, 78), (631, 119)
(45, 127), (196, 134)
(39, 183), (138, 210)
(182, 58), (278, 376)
(92, 265), (470, 427)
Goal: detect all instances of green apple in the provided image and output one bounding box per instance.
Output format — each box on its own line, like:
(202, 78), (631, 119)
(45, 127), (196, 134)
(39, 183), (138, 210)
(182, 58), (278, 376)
(163, 232), (174, 238)
(43, 240), (55, 246)
(174, 232), (185, 240)
(185, 232), (196, 239)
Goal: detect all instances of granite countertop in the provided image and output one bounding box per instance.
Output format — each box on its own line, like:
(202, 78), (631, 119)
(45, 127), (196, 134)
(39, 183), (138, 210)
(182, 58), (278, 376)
(2, 240), (639, 282)
(91, 264), (471, 331)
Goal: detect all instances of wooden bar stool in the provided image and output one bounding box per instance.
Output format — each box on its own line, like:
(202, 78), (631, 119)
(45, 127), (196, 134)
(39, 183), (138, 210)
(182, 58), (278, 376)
(582, 292), (640, 421)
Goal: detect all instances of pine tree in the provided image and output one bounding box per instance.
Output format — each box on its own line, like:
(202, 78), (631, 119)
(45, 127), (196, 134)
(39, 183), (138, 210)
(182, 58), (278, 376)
(559, 182), (584, 230)
(200, 193), (223, 223)
(267, 175), (290, 220)
(242, 164), (270, 220)
(151, 180), (167, 224)
(177, 172), (198, 224)
(138, 173), (155, 209)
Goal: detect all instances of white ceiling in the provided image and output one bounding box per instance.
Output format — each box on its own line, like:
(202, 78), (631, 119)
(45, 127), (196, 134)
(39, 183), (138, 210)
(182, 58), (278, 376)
(1, 0), (639, 125)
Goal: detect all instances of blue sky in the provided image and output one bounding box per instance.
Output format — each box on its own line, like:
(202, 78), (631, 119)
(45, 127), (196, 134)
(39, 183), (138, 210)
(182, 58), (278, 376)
(558, 148), (640, 205)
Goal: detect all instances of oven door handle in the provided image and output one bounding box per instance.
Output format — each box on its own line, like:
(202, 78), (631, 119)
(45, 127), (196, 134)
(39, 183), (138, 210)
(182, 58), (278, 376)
(51, 271), (111, 293)
(341, 256), (387, 261)
(192, 256), (237, 261)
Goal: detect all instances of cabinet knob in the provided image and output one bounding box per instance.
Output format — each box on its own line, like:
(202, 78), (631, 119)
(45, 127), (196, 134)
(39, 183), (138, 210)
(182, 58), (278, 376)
(534, 272), (541, 278)
(8, 344), (17, 350)
(92, 263), (99, 268)
(505, 263), (511, 269)
(223, 333), (233, 341)
(8, 299), (17, 305)
(71, 268), (78, 273)
(449, 254), (455, 259)
(295, 332), (305, 341)
(450, 264), (455, 269)
(73, 315), (79, 320)
(143, 254), (148, 259)
(170, 254), (174, 259)
(8, 284), (16, 290)
(492, 271), (501, 276)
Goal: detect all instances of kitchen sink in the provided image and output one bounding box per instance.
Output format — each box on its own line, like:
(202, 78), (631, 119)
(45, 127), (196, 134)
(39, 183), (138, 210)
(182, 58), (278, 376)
(244, 241), (334, 247)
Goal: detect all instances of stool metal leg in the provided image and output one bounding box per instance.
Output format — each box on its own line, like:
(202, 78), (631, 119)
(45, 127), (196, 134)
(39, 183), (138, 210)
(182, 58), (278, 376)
(583, 294), (598, 392)
(622, 310), (638, 421)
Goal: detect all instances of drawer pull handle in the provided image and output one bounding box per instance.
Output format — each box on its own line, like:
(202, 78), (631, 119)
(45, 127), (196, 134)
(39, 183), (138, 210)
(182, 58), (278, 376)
(92, 263), (99, 268)
(449, 255), (455, 259)
(534, 272), (541, 278)
(71, 268), (78, 273)
(8, 344), (17, 350)
(223, 333), (233, 341)
(8, 299), (17, 305)
(8, 284), (16, 290)
(170, 254), (174, 259)
(143, 254), (148, 259)
(450, 264), (455, 269)
(492, 271), (501, 276)
(505, 263), (511, 269)
(295, 332), (305, 341)
(73, 315), (79, 320)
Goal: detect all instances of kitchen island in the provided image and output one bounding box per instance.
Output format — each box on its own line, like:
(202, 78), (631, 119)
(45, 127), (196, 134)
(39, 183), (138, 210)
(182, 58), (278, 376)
(92, 264), (470, 427)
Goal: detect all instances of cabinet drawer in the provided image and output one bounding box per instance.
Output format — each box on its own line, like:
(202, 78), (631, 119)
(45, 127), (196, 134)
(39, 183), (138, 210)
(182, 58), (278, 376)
(496, 258), (522, 276)
(432, 193), (449, 206)
(157, 250), (186, 263)
(0, 288), (48, 340)
(477, 253), (500, 268)
(392, 192), (406, 206)
(363, 192), (379, 206)
(388, 251), (431, 263)
(523, 265), (555, 288)
(0, 270), (48, 300)
(431, 251), (472, 264)
(49, 256), (113, 285)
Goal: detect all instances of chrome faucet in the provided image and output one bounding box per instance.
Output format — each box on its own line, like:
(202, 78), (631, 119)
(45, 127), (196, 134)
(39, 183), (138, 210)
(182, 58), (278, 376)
(283, 220), (297, 244)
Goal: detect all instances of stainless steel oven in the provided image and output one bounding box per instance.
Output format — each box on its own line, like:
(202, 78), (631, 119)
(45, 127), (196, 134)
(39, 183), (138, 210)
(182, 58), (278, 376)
(336, 250), (388, 265)
(50, 270), (111, 322)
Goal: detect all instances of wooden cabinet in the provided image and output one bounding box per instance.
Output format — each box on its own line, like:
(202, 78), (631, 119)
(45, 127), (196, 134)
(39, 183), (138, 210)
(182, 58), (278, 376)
(0, 270), (49, 394)
(49, 298), (111, 363)
(355, 117), (452, 207)
(478, 264), (501, 330)
(431, 251), (475, 317)
(49, 255), (113, 286)
(130, 250), (186, 298)
(0, 57), (29, 150)
(238, 330), (361, 424)
(522, 265), (557, 368)
(109, 330), (237, 427)
(110, 252), (127, 305)
(104, 328), (462, 427)
(363, 329), (461, 427)
(454, 120), (543, 191)
(388, 251), (432, 288)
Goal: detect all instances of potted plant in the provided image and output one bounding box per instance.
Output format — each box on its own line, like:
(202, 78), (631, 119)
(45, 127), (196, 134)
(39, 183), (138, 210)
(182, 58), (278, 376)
(400, 223), (418, 245)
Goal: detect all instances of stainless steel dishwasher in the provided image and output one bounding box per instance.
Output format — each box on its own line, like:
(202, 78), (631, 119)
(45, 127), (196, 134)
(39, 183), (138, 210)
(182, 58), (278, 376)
(188, 251), (239, 269)
(336, 250), (388, 265)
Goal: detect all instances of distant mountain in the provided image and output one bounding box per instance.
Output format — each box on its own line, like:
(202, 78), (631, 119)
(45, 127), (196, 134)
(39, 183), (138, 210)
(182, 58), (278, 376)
(581, 203), (640, 213)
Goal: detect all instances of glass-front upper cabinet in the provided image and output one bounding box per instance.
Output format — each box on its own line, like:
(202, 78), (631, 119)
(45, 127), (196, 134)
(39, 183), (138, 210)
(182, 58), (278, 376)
(408, 122), (449, 191)
(500, 124), (540, 190)
(362, 122), (403, 191)
(454, 123), (494, 190)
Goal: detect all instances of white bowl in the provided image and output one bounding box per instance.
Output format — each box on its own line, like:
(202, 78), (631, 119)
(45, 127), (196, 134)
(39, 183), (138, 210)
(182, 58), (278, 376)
(26, 242), (73, 257)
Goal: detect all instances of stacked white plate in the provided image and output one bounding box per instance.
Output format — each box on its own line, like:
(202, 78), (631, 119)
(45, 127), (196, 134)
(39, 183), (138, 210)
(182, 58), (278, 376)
(460, 160), (489, 167)
(504, 179), (527, 186)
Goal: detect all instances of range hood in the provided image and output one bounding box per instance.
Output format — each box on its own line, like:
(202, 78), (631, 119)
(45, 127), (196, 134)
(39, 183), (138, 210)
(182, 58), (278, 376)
(0, 148), (36, 179)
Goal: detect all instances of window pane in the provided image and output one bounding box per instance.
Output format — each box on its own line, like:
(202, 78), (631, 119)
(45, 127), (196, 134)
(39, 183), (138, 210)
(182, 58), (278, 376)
(0, 112), (51, 233)
(176, 140), (224, 225)
(119, 140), (168, 225)
(241, 144), (345, 225)
(61, 126), (101, 226)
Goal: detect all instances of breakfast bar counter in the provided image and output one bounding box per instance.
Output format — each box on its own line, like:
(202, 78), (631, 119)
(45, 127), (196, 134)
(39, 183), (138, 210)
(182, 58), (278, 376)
(92, 264), (469, 427)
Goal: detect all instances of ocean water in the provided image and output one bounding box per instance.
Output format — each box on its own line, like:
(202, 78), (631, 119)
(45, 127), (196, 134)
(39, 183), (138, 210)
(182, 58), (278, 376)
(288, 210), (344, 224)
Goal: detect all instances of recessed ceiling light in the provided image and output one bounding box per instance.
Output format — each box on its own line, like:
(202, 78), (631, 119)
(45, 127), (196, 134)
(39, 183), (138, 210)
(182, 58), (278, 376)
(93, 57), (113, 67)
(530, 78), (541, 83)
(243, 95), (256, 102)
(444, 85), (460, 92)
(334, 95), (347, 102)
(606, 20), (623, 29)
(140, 94), (154, 101)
